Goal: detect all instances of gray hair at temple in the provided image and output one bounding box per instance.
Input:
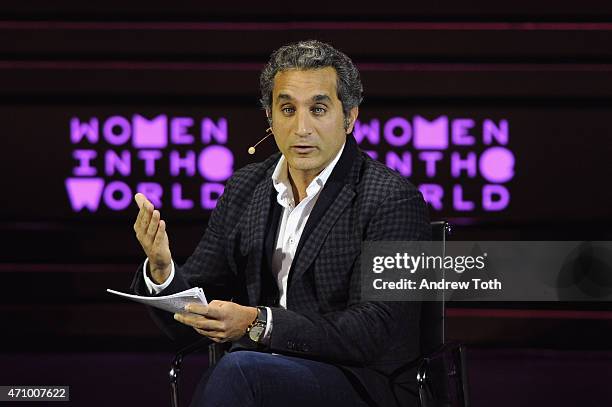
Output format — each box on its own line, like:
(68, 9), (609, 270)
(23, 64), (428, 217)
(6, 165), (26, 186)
(259, 40), (363, 129)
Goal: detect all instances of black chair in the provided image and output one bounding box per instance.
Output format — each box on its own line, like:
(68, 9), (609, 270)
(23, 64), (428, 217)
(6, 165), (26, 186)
(169, 221), (469, 407)
(387, 221), (470, 407)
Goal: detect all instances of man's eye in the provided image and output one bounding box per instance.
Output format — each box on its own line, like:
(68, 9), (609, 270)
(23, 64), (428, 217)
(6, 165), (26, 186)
(312, 107), (326, 115)
(282, 107), (295, 114)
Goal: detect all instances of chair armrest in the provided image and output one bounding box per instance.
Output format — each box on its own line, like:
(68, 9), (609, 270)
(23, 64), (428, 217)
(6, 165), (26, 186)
(418, 342), (470, 407)
(422, 342), (463, 363)
(170, 338), (210, 384)
(171, 338), (229, 377)
(387, 343), (463, 383)
(177, 337), (212, 360)
(169, 339), (228, 407)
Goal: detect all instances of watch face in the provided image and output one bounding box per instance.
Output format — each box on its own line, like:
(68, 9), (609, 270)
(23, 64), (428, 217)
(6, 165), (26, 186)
(249, 324), (265, 342)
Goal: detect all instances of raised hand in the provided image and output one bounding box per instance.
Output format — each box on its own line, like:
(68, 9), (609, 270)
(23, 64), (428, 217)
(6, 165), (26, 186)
(133, 193), (172, 284)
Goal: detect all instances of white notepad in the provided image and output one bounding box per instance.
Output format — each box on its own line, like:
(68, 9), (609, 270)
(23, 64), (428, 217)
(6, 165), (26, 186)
(107, 287), (208, 314)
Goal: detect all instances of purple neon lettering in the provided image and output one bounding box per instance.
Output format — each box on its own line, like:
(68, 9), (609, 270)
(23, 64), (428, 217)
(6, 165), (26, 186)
(453, 185), (475, 211)
(169, 150), (196, 177)
(172, 183), (194, 209)
(383, 117), (412, 147)
(137, 182), (163, 208)
(385, 151), (412, 177)
(201, 118), (228, 144)
(418, 184), (443, 211)
(364, 150), (378, 160)
(451, 152), (477, 178)
(419, 151), (443, 178)
(198, 146), (233, 181)
(201, 183), (225, 209)
(451, 119), (476, 146)
(133, 114), (168, 148)
(483, 119), (509, 145)
(353, 119), (380, 145)
(483, 185), (510, 211)
(70, 117), (99, 144)
(103, 181), (132, 210)
(105, 150), (131, 176)
(73, 149), (97, 176)
(479, 147), (515, 183)
(171, 117), (195, 145)
(103, 116), (131, 146)
(413, 116), (448, 150)
(65, 178), (105, 212)
(137, 150), (162, 176)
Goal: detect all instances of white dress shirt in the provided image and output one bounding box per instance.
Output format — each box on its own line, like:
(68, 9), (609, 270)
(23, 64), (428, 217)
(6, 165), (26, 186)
(143, 142), (346, 343)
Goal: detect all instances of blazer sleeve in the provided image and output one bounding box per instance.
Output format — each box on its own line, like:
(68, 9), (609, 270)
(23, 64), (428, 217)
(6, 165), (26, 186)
(267, 190), (431, 365)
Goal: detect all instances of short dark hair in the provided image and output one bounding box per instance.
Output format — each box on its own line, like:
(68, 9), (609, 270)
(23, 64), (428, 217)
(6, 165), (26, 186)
(260, 40), (363, 123)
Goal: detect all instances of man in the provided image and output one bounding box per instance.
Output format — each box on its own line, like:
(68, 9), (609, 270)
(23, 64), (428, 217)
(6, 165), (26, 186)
(131, 40), (430, 407)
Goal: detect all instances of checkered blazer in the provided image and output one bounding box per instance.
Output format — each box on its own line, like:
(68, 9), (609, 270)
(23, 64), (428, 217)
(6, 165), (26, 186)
(132, 135), (430, 406)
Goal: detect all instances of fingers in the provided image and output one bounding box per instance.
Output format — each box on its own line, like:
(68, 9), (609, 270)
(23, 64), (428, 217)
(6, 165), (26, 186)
(133, 194), (163, 250)
(174, 312), (224, 331)
(134, 197), (153, 238)
(199, 300), (225, 320)
(152, 219), (167, 250)
(134, 193), (146, 209)
(139, 201), (154, 235)
(184, 303), (208, 315)
(194, 327), (228, 342)
(146, 209), (160, 241)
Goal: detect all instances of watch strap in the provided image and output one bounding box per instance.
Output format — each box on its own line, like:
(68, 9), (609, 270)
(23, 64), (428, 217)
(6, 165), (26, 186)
(246, 306), (267, 343)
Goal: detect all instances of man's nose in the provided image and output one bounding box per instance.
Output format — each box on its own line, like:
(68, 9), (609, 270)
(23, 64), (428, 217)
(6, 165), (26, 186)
(294, 109), (313, 136)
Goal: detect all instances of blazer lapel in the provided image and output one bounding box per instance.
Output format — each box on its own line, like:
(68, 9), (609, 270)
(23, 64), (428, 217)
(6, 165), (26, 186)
(287, 135), (361, 289)
(288, 185), (356, 288)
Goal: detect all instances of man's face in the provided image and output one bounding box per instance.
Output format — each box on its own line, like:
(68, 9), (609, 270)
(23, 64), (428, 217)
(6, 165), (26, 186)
(269, 67), (358, 179)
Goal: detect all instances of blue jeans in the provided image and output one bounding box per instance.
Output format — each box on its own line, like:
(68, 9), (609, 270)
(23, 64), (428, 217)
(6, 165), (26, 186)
(189, 351), (372, 407)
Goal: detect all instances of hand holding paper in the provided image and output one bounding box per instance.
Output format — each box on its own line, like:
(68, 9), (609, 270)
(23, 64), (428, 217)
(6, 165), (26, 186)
(174, 300), (258, 343)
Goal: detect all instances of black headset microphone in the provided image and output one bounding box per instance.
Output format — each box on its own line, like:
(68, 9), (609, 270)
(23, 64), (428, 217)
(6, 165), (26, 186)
(248, 126), (274, 155)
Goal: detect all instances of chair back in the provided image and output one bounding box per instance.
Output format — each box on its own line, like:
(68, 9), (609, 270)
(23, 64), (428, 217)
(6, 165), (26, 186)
(419, 221), (449, 355)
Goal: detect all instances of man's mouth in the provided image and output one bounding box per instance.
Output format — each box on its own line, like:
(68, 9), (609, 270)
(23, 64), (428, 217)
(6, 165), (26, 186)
(291, 145), (317, 154)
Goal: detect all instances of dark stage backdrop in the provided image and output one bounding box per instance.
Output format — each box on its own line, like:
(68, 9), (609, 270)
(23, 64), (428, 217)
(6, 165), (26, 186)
(1, 0), (611, 354)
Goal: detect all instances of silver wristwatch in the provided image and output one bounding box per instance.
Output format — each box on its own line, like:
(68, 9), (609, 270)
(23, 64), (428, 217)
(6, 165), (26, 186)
(246, 306), (267, 343)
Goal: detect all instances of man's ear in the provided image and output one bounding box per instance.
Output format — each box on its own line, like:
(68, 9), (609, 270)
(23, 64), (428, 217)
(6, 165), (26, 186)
(345, 106), (359, 134)
(265, 109), (272, 128)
